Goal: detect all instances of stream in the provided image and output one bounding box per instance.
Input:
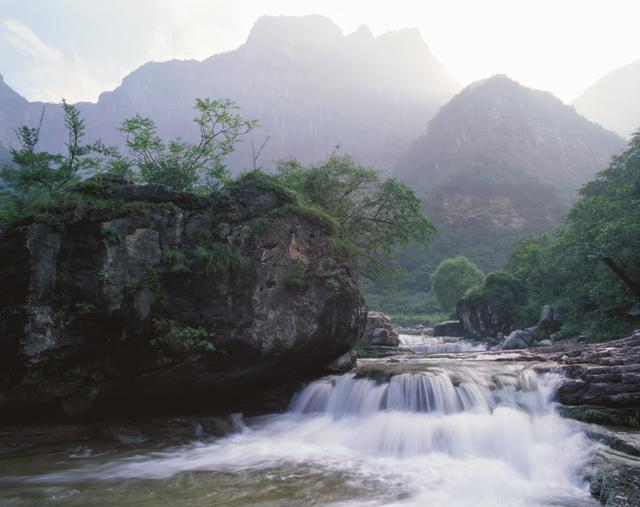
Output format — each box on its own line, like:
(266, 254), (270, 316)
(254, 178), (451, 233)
(0, 336), (602, 506)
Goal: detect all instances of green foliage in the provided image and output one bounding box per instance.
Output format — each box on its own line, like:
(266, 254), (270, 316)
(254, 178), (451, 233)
(565, 408), (640, 429)
(276, 155), (435, 281)
(100, 224), (122, 244)
(284, 259), (309, 289)
(151, 318), (213, 354)
(163, 247), (190, 273)
(506, 131), (640, 339)
(431, 256), (484, 312)
(1, 102), (113, 199)
(195, 243), (249, 276)
(463, 271), (528, 326)
(119, 98), (256, 192)
(387, 312), (450, 327)
(98, 270), (111, 284)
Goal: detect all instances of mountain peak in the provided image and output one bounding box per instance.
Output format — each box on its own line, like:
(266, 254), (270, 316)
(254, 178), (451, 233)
(245, 15), (343, 55)
(348, 24), (374, 41)
(467, 74), (521, 91)
(377, 27), (426, 51)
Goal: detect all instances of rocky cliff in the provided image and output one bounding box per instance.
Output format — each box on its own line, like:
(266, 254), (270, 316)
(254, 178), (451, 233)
(0, 15), (458, 172)
(0, 175), (367, 421)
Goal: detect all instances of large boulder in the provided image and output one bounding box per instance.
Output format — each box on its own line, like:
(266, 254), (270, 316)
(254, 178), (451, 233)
(538, 305), (562, 333)
(456, 272), (527, 339)
(501, 330), (533, 349)
(362, 311), (399, 346)
(0, 175), (367, 421)
(433, 320), (464, 337)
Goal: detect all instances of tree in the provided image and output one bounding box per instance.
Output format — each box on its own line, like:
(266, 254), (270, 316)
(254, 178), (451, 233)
(119, 98), (257, 192)
(506, 129), (640, 339)
(1, 100), (111, 199)
(276, 155), (435, 280)
(431, 256), (484, 312)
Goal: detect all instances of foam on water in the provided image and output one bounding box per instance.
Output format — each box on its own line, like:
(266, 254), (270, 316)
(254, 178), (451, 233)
(398, 333), (487, 352)
(4, 363), (598, 506)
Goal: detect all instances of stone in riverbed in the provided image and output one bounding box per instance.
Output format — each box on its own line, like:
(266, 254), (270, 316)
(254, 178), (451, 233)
(362, 311), (399, 346)
(433, 320), (464, 337)
(502, 330), (533, 349)
(326, 349), (357, 372)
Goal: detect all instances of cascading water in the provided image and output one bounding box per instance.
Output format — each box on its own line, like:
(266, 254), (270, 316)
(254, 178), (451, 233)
(0, 361), (598, 506)
(398, 333), (487, 352)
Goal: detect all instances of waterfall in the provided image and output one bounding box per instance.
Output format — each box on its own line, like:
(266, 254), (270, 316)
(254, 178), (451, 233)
(0, 362), (598, 507)
(398, 334), (487, 352)
(291, 365), (558, 417)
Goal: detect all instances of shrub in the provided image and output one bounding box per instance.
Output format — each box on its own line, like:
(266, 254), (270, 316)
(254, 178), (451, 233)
(284, 259), (309, 289)
(431, 256), (484, 312)
(151, 318), (214, 354)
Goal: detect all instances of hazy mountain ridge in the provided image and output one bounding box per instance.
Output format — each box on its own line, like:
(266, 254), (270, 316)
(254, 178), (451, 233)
(391, 74), (626, 276)
(0, 15), (459, 172)
(396, 74), (624, 193)
(573, 60), (640, 138)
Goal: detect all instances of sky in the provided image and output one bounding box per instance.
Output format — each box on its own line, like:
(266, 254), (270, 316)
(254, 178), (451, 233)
(0, 0), (639, 104)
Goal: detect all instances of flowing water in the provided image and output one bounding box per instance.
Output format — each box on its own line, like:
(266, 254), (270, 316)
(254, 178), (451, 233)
(0, 340), (599, 506)
(398, 333), (488, 352)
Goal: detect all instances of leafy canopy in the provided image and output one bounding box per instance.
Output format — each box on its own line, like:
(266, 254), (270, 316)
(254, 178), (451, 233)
(1, 100), (112, 198)
(276, 155), (435, 280)
(506, 129), (640, 339)
(431, 256), (484, 313)
(119, 98), (257, 192)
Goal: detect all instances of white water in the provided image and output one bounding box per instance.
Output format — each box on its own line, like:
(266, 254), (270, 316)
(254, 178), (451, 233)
(398, 333), (487, 352)
(3, 362), (598, 506)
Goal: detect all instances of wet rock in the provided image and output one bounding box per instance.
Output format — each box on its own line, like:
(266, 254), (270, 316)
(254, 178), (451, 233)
(362, 312), (399, 346)
(0, 178), (367, 421)
(502, 330), (533, 349)
(0, 415), (238, 455)
(433, 320), (463, 337)
(456, 272), (527, 339)
(588, 443), (640, 506)
(326, 349), (357, 372)
(511, 330), (640, 414)
(538, 304), (562, 332)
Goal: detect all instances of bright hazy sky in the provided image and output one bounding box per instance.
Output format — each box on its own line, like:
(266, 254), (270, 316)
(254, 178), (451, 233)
(1, 0), (639, 104)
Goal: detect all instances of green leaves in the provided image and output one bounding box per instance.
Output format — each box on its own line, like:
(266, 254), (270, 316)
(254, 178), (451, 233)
(118, 98), (256, 192)
(431, 256), (484, 313)
(506, 130), (640, 339)
(1, 101), (115, 200)
(276, 155), (435, 281)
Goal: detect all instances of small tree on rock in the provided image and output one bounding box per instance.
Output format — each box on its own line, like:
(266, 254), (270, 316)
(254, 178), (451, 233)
(118, 98), (257, 192)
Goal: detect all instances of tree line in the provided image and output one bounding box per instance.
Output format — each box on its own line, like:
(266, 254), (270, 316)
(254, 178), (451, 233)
(0, 98), (434, 283)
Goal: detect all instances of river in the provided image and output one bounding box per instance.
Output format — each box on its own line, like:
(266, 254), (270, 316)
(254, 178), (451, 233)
(0, 335), (600, 506)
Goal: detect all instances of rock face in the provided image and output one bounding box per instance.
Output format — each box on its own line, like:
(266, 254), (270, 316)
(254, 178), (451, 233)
(551, 331), (640, 410)
(456, 272), (527, 339)
(433, 320), (464, 337)
(362, 311), (399, 346)
(0, 176), (367, 421)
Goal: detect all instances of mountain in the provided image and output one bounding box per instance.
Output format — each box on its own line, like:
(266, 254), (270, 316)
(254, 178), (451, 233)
(0, 15), (459, 172)
(573, 60), (640, 138)
(0, 143), (9, 166)
(391, 75), (626, 287)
